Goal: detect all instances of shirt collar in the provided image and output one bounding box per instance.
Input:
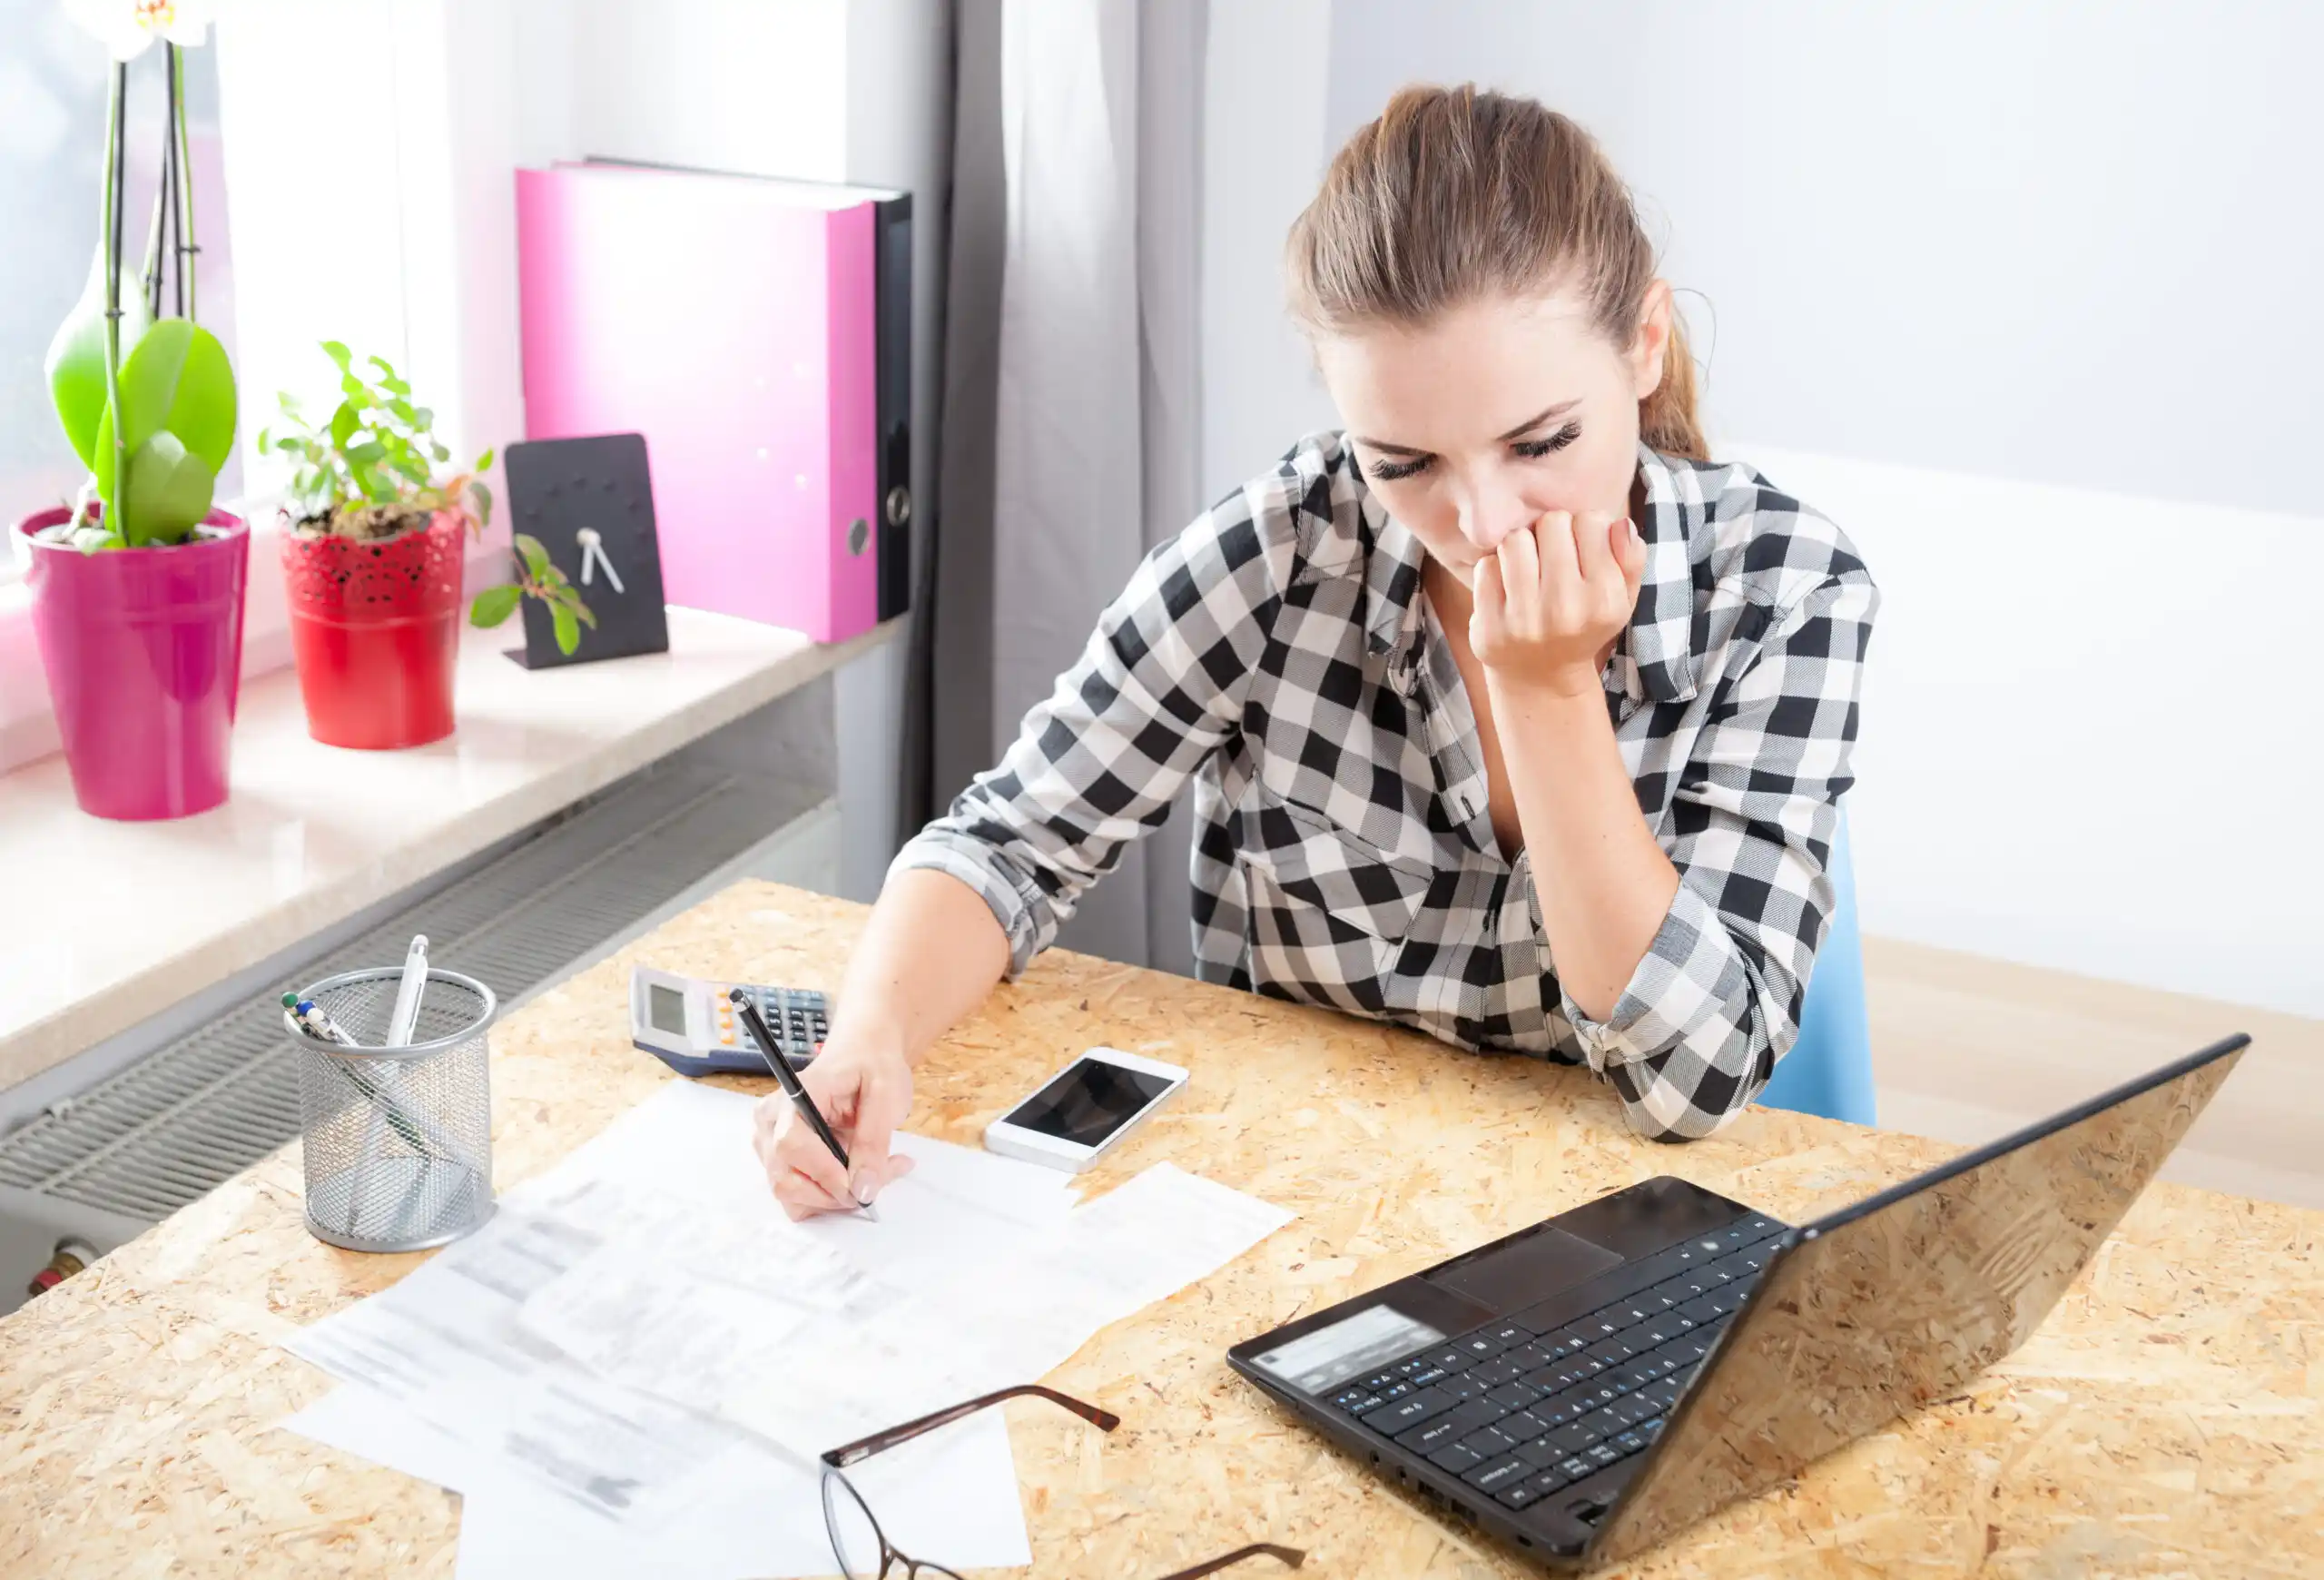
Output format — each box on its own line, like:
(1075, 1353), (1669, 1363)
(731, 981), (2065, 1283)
(1351, 439), (1700, 705)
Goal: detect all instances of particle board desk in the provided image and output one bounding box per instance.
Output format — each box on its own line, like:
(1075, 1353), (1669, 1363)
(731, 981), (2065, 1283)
(2, 884), (2317, 1577)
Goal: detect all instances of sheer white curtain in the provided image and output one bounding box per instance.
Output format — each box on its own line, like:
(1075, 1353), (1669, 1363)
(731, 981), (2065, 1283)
(925, 0), (1206, 972)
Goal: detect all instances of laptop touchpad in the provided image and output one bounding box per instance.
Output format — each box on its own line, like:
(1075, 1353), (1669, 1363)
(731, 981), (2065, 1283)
(1425, 1226), (1624, 1311)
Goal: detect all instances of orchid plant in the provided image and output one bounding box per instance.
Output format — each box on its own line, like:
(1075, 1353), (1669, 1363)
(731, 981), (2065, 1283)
(42, 0), (238, 551)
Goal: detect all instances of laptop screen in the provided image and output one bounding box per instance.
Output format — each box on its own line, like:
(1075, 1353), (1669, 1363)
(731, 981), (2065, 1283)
(1591, 1042), (2241, 1563)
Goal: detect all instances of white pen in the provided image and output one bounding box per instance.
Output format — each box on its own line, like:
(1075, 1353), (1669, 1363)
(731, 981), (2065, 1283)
(385, 934), (429, 1049)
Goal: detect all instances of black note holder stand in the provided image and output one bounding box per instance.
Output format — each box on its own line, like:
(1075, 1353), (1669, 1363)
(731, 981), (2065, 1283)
(499, 432), (671, 669)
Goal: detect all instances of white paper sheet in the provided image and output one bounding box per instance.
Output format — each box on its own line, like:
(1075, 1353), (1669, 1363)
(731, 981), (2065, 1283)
(520, 1160), (1295, 1457)
(283, 1081), (1072, 1558)
(283, 1378), (1034, 1580)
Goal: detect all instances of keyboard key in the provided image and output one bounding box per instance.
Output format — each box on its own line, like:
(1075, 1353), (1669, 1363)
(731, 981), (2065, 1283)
(1469, 1356), (1527, 1389)
(1577, 1404), (1627, 1439)
(1437, 1374), (1489, 1404)
(1425, 1442), (1485, 1475)
(1532, 1393), (1585, 1430)
(1344, 1394), (1387, 1417)
(1396, 1414), (1473, 1454)
(1526, 1462), (1577, 1497)
(1484, 1380), (1543, 1411)
(1443, 1397), (1512, 1437)
(1423, 1347), (1479, 1375)
(1458, 1423), (1526, 1462)
(1738, 1212), (1787, 1243)
(1462, 1454), (1531, 1494)
(1546, 1422), (1600, 1455)
(1364, 1386), (1455, 1435)
(1454, 1329), (1516, 1360)
(1483, 1322), (1532, 1348)
(1676, 1294), (1724, 1327)
(1502, 1341), (1557, 1373)
(1357, 1369), (1402, 1393)
(1637, 1416), (1665, 1441)
(1519, 1366), (1570, 1397)
(1585, 1441), (1624, 1468)
(1501, 1408), (1551, 1443)
(1402, 1363), (1452, 1388)
(1374, 1380), (1415, 1404)
(1494, 1479), (1548, 1509)
(1329, 1387), (1372, 1413)
(1513, 1436), (1567, 1468)
(1559, 1455), (1596, 1482)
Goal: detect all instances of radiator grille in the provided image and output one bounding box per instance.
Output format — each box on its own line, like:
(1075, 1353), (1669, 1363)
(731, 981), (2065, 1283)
(0, 764), (799, 1222)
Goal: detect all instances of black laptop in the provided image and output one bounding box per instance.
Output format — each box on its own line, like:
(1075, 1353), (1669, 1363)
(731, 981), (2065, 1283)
(1227, 1035), (2248, 1570)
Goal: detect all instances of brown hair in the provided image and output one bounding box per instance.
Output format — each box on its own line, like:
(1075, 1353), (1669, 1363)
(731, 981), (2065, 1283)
(1286, 84), (1707, 461)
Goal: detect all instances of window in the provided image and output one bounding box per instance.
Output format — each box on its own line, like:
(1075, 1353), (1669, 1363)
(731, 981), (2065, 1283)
(0, 7), (238, 582)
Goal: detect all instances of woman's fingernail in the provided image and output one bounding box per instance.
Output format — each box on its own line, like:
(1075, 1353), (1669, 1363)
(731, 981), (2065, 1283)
(853, 1176), (878, 1206)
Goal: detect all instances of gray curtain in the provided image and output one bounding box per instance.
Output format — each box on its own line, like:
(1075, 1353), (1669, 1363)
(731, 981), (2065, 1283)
(916, 0), (1207, 973)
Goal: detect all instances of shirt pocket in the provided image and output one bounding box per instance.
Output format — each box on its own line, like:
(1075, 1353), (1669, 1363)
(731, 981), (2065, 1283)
(1238, 789), (1431, 1013)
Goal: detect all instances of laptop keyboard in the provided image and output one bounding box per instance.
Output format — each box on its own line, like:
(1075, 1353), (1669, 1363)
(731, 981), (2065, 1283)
(1325, 1211), (1788, 1515)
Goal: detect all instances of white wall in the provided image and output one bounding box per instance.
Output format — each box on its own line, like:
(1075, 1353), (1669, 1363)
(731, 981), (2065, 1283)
(1196, 1), (2323, 1015)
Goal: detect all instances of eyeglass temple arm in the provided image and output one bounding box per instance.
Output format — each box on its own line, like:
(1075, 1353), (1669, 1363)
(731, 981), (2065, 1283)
(1153, 1542), (1308, 1579)
(821, 1384), (1120, 1468)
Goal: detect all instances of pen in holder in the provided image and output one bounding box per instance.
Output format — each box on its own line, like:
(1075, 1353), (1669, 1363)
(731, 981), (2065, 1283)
(286, 965), (497, 1252)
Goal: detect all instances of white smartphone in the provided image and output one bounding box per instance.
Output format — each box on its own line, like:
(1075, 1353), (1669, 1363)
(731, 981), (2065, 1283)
(982, 1047), (1188, 1173)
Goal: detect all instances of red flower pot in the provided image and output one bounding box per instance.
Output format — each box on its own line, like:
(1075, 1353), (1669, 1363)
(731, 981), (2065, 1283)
(17, 507), (250, 821)
(281, 512), (467, 749)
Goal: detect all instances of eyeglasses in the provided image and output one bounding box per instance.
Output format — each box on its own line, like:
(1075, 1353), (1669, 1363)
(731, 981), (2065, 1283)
(820, 1384), (1305, 1580)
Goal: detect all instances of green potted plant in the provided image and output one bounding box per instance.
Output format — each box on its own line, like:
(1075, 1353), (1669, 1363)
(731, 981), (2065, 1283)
(17, 5), (246, 821)
(260, 345), (595, 748)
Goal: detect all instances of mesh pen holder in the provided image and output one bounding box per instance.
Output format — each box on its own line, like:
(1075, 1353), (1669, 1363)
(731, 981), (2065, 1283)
(287, 966), (497, 1253)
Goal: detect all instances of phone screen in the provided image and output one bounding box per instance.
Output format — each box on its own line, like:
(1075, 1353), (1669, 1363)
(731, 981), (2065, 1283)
(1003, 1057), (1176, 1148)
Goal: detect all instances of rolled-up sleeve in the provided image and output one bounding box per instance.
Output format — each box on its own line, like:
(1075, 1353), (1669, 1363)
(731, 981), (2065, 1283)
(1548, 571), (1878, 1141)
(891, 498), (1289, 976)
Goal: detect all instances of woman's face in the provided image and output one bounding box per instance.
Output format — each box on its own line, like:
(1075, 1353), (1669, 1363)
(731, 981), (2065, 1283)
(1313, 282), (1673, 589)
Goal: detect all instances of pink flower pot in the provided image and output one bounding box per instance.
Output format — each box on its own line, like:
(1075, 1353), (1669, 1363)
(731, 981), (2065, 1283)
(16, 507), (251, 821)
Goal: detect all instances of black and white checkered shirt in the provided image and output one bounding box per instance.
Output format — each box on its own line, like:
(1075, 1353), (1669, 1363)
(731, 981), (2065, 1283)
(896, 437), (1877, 1140)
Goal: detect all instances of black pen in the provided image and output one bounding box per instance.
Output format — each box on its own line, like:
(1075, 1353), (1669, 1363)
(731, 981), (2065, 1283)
(729, 988), (878, 1220)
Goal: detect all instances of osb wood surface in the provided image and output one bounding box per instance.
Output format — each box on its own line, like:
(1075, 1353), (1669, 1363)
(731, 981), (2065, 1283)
(1, 882), (2317, 1578)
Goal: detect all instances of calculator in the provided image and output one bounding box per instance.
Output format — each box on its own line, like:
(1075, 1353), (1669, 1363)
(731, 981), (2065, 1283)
(627, 965), (830, 1078)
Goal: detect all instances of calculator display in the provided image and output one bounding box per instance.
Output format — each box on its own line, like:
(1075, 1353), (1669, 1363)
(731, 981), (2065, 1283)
(646, 983), (688, 1035)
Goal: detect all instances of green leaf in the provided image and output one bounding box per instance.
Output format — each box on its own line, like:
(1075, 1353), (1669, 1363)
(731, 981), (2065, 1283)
(431, 442), (450, 463)
(513, 532), (552, 579)
(119, 432), (216, 544)
(92, 319), (238, 515)
(387, 398), (419, 426)
(468, 479), (491, 526)
(45, 243), (155, 470)
(468, 583), (522, 627)
(321, 340), (353, 370)
(473, 447), (495, 473)
(330, 400), (359, 451)
(551, 603), (581, 656)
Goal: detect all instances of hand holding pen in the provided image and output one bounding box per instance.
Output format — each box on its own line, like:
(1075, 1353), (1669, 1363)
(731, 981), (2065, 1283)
(730, 988), (881, 1221)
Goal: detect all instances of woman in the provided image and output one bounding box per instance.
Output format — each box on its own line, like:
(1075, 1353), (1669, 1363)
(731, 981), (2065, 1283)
(759, 84), (1876, 1219)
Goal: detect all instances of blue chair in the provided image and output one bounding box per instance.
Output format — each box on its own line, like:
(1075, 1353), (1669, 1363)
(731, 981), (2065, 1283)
(1752, 811), (1876, 1125)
